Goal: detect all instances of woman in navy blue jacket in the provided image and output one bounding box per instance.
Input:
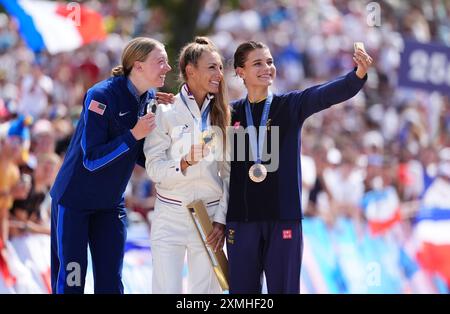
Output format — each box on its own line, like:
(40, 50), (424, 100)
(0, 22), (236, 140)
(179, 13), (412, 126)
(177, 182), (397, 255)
(50, 37), (171, 294)
(226, 41), (373, 293)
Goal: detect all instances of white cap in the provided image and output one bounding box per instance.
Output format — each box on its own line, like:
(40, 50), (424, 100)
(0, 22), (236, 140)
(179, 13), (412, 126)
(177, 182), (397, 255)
(327, 148), (342, 165)
(363, 130), (384, 149)
(32, 119), (53, 137)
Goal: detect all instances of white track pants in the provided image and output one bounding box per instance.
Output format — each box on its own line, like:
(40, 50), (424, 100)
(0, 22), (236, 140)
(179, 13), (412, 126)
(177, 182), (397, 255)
(150, 199), (221, 294)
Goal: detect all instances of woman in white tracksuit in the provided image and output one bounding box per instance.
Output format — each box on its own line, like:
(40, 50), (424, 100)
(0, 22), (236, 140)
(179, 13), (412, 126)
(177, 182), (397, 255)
(143, 37), (230, 294)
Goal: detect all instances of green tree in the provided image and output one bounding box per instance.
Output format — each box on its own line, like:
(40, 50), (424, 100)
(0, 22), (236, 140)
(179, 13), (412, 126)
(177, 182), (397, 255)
(148, 0), (234, 92)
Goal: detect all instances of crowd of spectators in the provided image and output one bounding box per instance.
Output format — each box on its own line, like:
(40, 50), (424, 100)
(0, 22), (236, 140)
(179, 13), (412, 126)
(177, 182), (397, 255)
(0, 0), (449, 293)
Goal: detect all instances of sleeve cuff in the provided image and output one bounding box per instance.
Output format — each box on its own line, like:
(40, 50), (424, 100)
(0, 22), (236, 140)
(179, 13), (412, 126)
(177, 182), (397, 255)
(351, 67), (367, 81)
(346, 68), (367, 89)
(171, 158), (185, 177)
(213, 208), (226, 225)
(124, 129), (138, 148)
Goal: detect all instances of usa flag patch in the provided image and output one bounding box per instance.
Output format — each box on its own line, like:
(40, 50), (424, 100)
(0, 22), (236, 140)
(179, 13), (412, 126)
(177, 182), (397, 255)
(282, 229), (292, 240)
(88, 100), (106, 116)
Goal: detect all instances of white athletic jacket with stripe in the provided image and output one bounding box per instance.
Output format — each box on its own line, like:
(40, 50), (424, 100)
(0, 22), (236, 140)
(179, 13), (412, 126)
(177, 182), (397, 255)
(143, 85), (229, 225)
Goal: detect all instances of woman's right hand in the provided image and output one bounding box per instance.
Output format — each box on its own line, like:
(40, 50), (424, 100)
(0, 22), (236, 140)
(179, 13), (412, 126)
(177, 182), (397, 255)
(131, 113), (156, 140)
(181, 144), (210, 171)
(207, 222), (225, 252)
(187, 144), (210, 165)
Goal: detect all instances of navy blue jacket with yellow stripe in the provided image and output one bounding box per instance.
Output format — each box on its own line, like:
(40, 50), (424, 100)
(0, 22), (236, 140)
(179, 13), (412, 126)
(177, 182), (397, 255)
(50, 75), (148, 210)
(226, 69), (367, 222)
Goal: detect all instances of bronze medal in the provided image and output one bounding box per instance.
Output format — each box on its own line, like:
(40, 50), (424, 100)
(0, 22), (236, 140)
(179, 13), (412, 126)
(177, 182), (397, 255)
(249, 163), (267, 183)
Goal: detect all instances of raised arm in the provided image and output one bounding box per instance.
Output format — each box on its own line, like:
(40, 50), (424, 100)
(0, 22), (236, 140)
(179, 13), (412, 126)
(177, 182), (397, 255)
(292, 47), (373, 123)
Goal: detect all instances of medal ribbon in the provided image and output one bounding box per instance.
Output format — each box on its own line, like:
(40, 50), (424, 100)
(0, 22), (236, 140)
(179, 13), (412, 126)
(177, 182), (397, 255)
(180, 89), (211, 132)
(245, 92), (273, 164)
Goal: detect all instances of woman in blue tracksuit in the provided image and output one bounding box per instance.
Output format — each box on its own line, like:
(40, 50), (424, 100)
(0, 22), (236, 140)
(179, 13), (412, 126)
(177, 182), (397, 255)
(226, 41), (373, 293)
(49, 37), (171, 294)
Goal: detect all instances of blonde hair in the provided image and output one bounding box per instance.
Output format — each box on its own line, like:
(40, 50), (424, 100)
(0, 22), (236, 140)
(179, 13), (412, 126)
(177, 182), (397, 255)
(178, 37), (231, 146)
(111, 37), (163, 77)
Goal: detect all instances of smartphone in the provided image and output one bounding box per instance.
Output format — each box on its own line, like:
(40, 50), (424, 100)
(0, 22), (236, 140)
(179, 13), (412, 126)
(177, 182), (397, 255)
(354, 42), (365, 52)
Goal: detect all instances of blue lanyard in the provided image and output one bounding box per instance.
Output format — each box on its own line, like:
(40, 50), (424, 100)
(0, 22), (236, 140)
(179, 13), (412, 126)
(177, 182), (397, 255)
(245, 92), (273, 164)
(180, 91), (211, 132)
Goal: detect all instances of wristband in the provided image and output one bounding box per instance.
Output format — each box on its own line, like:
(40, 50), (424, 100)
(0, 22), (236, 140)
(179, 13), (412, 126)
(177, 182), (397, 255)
(184, 155), (192, 166)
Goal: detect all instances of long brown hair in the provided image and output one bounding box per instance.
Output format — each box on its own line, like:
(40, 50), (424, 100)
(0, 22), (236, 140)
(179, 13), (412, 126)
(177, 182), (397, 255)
(111, 37), (163, 77)
(178, 37), (231, 146)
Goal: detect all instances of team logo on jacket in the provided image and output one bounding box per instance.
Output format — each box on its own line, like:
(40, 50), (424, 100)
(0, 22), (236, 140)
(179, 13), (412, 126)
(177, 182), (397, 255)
(227, 229), (235, 244)
(282, 229), (292, 240)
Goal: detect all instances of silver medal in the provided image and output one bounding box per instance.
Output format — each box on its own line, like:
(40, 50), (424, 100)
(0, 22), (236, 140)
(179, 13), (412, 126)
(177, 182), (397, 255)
(147, 98), (158, 114)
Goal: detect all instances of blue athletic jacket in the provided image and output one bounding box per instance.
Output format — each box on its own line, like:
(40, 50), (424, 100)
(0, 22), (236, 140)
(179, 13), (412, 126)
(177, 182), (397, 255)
(226, 69), (367, 222)
(50, 75), (151, 209)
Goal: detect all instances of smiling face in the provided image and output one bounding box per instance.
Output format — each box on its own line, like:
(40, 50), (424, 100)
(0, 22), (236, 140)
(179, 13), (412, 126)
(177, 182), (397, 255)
(236, 48), (276, 88)
(135, 45), (172, 88)
(186, 50), (223, 95)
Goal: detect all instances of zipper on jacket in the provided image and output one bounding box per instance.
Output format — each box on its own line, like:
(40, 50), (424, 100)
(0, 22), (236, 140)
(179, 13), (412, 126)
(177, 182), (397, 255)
(243, 162), (249, 222)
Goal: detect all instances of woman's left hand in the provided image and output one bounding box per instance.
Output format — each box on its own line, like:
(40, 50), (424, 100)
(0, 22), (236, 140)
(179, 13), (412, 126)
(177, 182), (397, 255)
(156, 92), (175, 104)
(206, 222), (225, 252)
(354, 48), (373, 79)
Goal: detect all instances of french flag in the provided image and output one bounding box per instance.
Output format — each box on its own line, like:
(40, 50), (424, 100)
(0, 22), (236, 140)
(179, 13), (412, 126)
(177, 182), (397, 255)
(415, 177), (450, 287)
(361, 186), (402, 235)
(0, 0), (106, 54)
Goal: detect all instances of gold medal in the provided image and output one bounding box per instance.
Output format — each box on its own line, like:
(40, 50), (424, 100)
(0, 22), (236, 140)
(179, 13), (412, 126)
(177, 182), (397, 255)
(249, 164), (267, 183)
(201, 130), (215, 145)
